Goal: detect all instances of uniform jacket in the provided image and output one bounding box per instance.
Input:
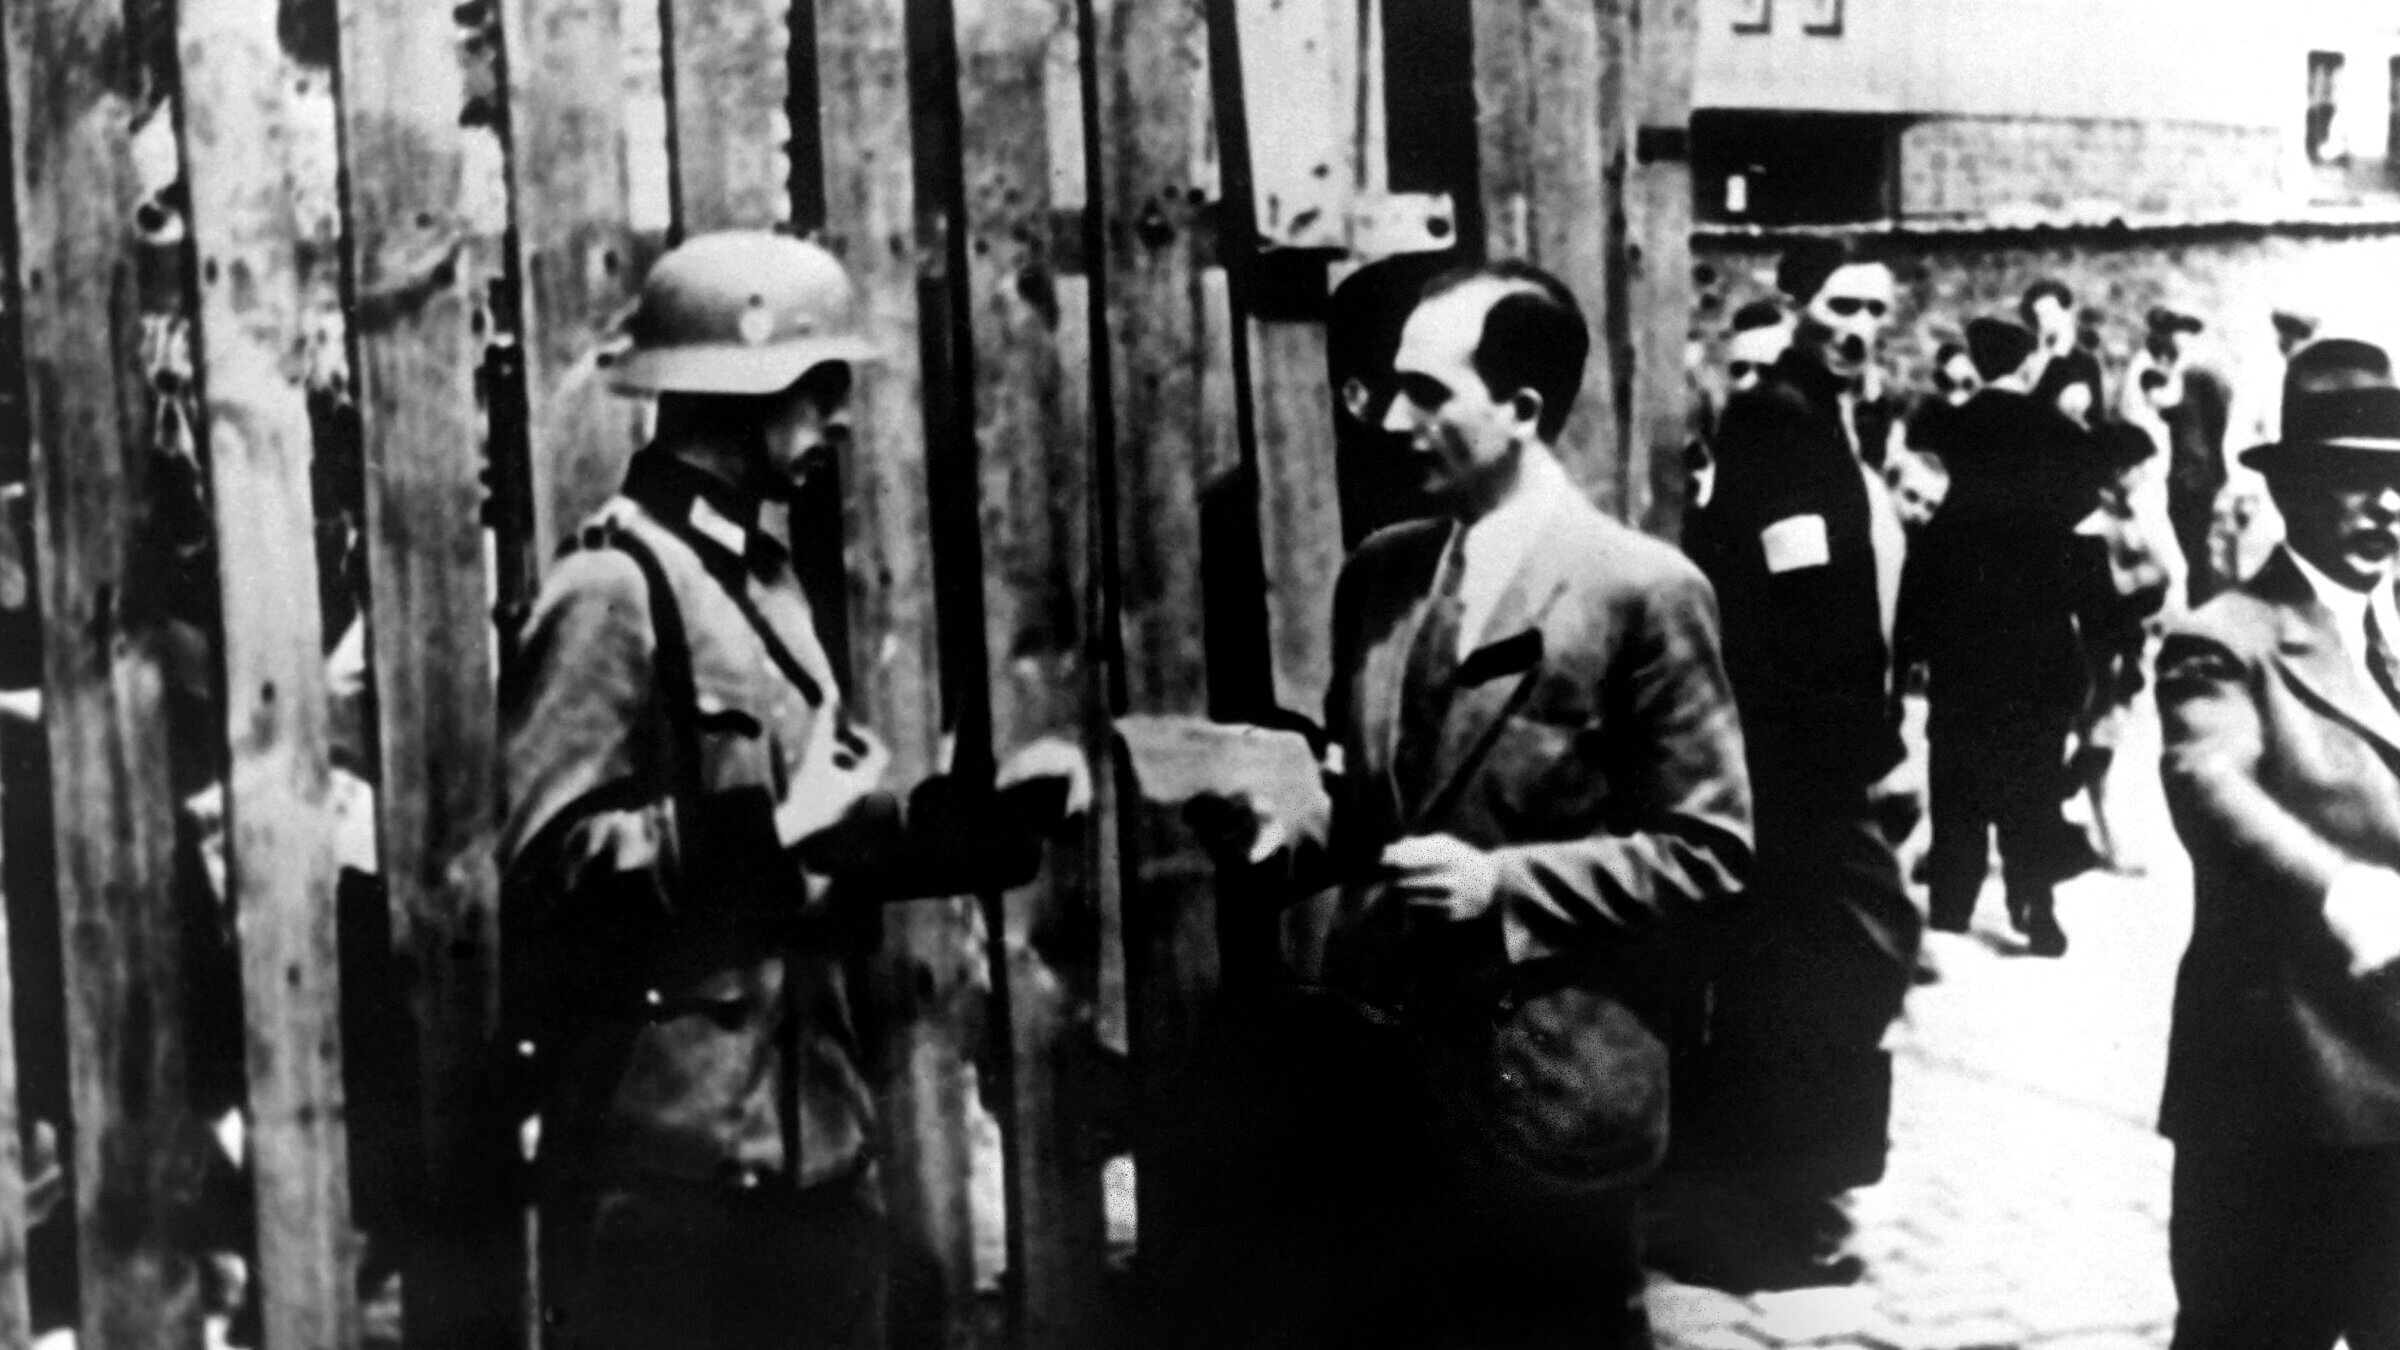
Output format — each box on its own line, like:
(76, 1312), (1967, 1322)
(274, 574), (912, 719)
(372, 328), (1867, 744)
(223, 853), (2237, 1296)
(1294, 494), (1752, 1187)
(2157, 546), (2400, 1146)
(500, 449), (1015, 1193)
(1688, 348), (1903, 786)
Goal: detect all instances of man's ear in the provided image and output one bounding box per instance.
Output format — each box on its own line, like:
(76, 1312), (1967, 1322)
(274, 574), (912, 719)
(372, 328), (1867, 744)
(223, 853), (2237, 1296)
(1510, 388), (1544, 435)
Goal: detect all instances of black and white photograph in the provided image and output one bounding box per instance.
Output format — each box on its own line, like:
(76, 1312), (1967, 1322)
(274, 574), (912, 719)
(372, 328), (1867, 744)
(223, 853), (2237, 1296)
(0, 0), (2398, 1348)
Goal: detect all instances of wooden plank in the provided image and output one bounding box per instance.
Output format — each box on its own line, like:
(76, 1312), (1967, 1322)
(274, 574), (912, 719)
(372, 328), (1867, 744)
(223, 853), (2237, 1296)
(2, 3), (204, 1347)
(0, 813), (29, 1349)
(1090, 0), (1256, 1325)
(500, 0), (646, 569)
(0, 33), (45, 1350)
(812, 0), (982, 1344)
(1469, 0), (1623, 511)
(1244, 312), (1341, 718)
(330, 0), (516, 1344)
(174, 2), (360, 1345)
(1230, 0), (1357, 251)
(1094, 0), (1228, 720)
(954, 0), (1111, 1341)
(1629, 0), (1697, 539)
(665, 0), (794, 233)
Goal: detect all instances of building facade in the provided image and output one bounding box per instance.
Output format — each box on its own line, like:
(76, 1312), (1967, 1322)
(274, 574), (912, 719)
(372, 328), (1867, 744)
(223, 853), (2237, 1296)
(1693, 0), (2400, 226)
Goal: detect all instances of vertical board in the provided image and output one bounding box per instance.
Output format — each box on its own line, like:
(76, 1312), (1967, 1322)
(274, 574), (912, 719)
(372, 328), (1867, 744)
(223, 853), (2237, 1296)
(331, 0), (516, 1343)
(954, 0), (1110, 1342)
(1243, 314), (1341, 717)
(0, 820), (28, 1347)
(174, 2), (359, 1346)
(1090, 0), (1245, 1319)
(0, 26), (50, 1350)
(813, 0), (977, 1345)
(1, 1), (204, 1345)
(1231, 0), (1357, 251)
(501, 0), (646, 567)
(666, 0), (794, 232)
(1470, 0), (1623, 509)
(1630, 0), (1697, 539)
(1093, 0), (1232, 717)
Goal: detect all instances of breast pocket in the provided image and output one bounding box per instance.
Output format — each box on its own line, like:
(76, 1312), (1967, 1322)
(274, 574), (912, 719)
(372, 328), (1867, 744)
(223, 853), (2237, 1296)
(692, 690), (772, 795)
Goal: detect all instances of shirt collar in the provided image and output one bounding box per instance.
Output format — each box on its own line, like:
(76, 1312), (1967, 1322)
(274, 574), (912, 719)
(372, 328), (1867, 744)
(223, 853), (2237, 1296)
(2284, 545), (2394, 654)
(623, 446), (787, 573)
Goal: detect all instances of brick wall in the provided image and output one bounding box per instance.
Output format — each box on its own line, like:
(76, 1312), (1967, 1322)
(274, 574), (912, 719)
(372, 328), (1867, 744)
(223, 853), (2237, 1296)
(1897, 117), (2289, 224)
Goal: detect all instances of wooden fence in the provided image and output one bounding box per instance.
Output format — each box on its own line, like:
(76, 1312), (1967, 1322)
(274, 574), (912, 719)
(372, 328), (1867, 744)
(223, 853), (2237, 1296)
(0, 0), (1696, 1345)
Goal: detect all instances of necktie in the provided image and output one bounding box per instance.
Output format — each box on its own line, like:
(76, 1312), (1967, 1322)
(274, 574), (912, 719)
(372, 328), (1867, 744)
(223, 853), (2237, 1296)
(1394, 533), (1468, 812)
(2367, 599), (2400, 715)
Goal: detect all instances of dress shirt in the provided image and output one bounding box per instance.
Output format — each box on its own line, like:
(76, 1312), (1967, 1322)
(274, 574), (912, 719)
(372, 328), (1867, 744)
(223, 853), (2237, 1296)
(2285, 546), (2400, 697)
(1455, 450), (1573, 657)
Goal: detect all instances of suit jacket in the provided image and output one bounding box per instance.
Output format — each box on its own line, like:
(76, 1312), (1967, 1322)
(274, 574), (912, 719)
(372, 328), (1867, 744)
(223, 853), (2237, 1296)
(2157, 546), (2400, 1146)
(1296, 494), (1752, 1187)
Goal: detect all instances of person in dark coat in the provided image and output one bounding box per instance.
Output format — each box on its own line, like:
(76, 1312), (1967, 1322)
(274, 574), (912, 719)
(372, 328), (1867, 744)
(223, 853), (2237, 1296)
(2023, 279), (2105, 428)
(1675, 237), (1919, 1289)
(2155, 336), (2400, 1349)
(1898, 317), (2097, 956)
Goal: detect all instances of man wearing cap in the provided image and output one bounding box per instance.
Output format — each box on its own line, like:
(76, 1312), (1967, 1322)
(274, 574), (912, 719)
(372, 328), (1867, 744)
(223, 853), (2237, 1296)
(1675, 238), (1922, 1290)
(1898, 317), (2096, 956)
(498, 231), (1089, 1350)
(2156, 336), (2400, 1350)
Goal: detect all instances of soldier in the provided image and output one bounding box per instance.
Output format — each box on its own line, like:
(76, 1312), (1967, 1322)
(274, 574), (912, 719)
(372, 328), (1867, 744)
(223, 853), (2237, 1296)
(497, 231), (1088, 1350)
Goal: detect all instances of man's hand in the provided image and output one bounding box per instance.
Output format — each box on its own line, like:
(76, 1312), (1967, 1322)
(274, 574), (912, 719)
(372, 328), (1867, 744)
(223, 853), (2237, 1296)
(2324, 864), (2400, 978)
(995, 735), (1094, 833)
(1380, 833), (1499, 923)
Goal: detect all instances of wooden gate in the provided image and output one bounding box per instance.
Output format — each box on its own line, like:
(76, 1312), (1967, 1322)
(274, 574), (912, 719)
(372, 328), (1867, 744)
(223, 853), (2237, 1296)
(0, 0), (1696, 1344)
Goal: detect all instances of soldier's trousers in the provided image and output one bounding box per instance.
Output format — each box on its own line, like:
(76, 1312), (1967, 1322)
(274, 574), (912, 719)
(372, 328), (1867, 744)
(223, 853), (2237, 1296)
(545, 1164), (887, 1350)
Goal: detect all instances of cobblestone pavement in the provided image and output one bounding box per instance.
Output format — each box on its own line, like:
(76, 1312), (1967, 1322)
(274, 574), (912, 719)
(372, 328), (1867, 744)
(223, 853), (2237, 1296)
(1650, 697), (2192, 1350)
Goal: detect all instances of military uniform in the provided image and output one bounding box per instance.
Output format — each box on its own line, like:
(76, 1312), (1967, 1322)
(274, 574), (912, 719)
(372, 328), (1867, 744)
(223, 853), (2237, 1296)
(500, 447), (1021, 1350)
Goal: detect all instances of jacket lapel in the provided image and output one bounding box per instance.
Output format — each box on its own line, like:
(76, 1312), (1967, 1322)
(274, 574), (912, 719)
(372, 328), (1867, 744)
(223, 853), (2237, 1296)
(2263, 551), (2400, 763)
(1408, 526), (1575, 826)
(1363, 524), (1456, 823)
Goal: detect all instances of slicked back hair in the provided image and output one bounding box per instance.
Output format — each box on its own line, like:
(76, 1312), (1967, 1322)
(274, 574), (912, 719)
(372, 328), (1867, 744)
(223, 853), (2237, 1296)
(1418, 260), (1590, 443)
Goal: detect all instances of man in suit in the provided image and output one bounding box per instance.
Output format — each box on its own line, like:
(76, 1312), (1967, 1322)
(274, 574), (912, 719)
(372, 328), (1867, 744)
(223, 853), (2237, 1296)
(1236, 261), (1751, 1349)
(2156, 335), (2400, 1350)
(1675, 237), (1920, 1288)
(1901, 317), (2096, 955)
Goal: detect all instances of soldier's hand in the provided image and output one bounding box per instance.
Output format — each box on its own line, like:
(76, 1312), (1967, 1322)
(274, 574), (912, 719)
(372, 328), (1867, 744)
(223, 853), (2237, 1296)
(2325, 865), (2400, 979)
(776, 718), (895, 848)
(1380, 834), (1498, 923)
(995, 735), (1094, 833)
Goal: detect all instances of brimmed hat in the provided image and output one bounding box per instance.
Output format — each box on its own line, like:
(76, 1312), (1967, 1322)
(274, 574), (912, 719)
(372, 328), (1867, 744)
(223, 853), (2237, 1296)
(2241, 337), (2400, 473)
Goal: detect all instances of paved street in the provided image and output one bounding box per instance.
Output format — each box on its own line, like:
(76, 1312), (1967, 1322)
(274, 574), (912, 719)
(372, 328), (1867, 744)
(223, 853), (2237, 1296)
(1650, 698), (2191, 1350)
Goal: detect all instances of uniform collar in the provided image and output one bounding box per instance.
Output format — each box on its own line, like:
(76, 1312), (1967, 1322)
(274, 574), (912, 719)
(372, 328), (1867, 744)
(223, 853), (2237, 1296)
(623, 445), (789, 574)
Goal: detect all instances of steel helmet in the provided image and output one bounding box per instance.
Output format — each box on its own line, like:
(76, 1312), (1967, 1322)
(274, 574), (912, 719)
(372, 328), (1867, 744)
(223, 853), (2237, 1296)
(605, 231), (878, 396)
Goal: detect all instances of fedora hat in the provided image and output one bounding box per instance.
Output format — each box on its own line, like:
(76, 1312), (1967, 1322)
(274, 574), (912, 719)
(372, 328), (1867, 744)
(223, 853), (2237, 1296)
(2241, 336), (2400, 473)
